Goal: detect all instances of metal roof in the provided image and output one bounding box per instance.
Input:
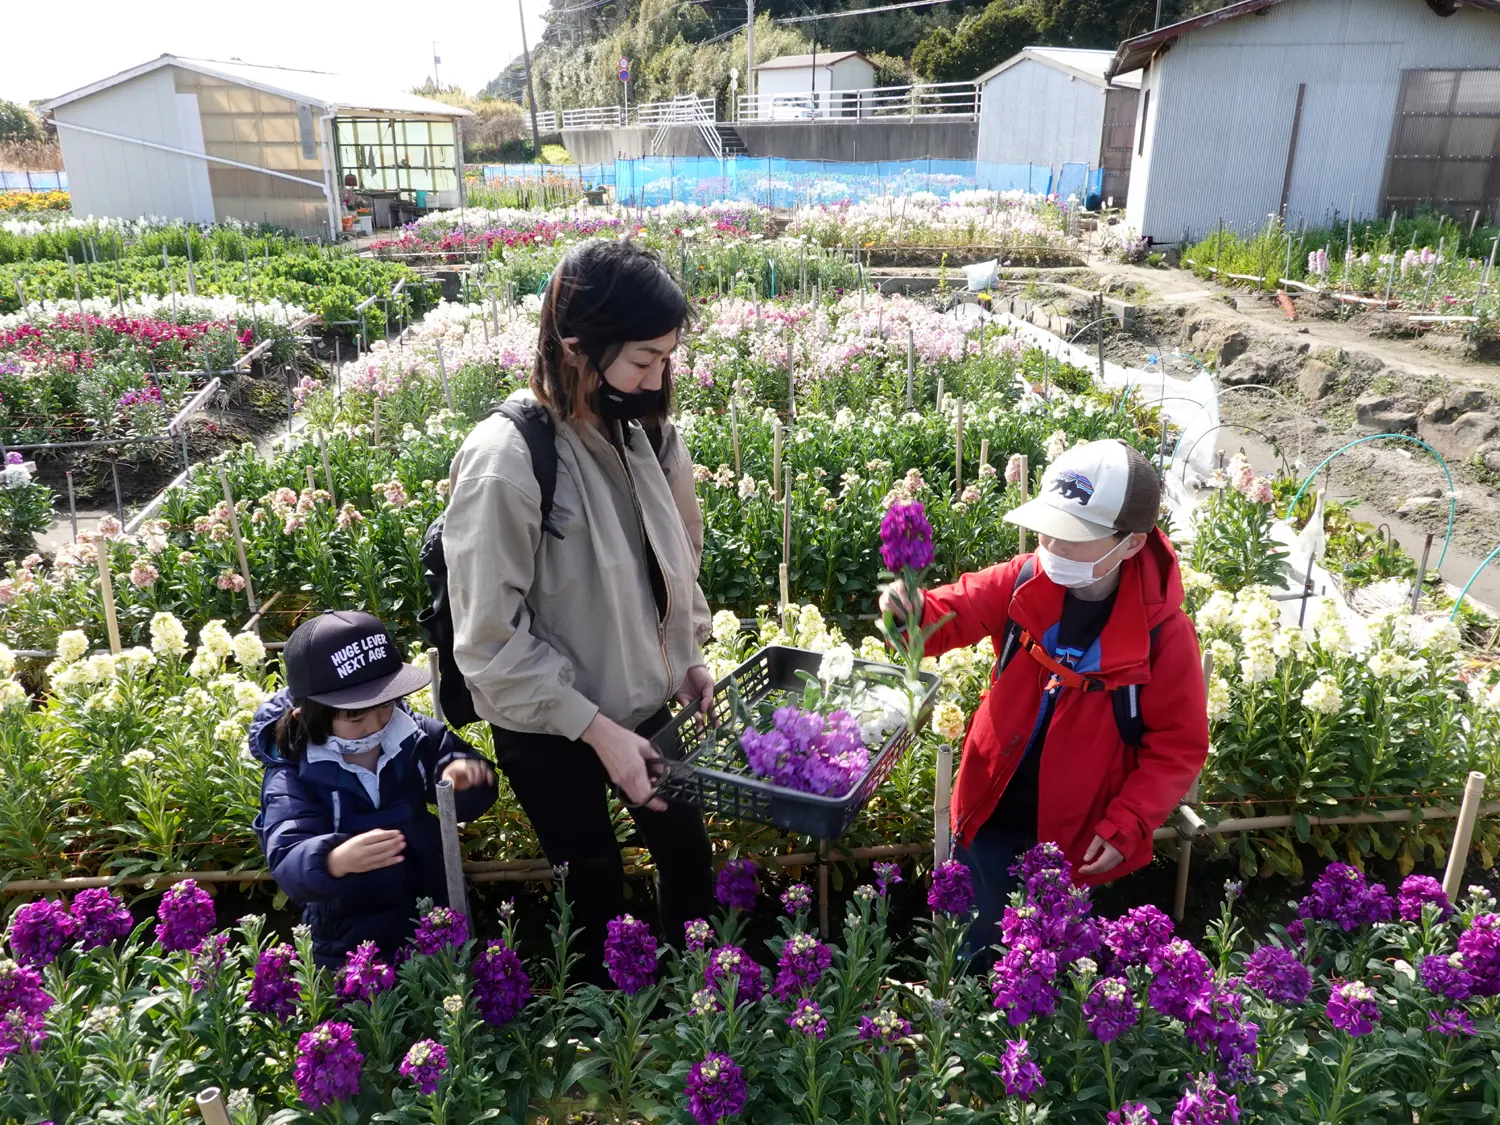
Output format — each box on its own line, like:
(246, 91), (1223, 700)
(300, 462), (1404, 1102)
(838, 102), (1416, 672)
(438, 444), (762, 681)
(754, 51), (872, 70)
(41, 54), (472, 117)
(1109, 0), (1500, 78)
(976, 46), (1141, 89)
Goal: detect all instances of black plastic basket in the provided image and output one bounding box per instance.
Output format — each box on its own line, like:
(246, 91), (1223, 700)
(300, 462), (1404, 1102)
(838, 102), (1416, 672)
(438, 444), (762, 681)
(650, 645), (941, 840)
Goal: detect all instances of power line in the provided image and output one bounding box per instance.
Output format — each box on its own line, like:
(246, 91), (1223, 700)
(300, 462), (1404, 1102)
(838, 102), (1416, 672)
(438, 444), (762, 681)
(774, 0), (960, 22)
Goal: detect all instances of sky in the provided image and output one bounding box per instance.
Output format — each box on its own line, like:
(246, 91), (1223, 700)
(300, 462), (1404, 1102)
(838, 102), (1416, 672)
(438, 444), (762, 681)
(2, 0), (551, 106)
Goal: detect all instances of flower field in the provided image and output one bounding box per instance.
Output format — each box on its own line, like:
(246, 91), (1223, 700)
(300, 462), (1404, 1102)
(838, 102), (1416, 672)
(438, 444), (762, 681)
(0, 839), (1497, 1121)
(0, 191), (70, 216)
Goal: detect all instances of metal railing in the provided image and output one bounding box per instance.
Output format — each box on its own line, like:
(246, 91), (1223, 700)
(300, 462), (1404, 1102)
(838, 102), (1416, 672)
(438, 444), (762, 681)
(636, 95), (718, 126)
(561, 105), (626, 130)
(529, 110), (559, 133)
(737, 81), (980, 122)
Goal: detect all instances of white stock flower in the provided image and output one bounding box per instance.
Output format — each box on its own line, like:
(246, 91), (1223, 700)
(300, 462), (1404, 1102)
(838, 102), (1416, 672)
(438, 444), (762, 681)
(933, 701), (966, 742)
(1270, 628), (1307, 660)
(1239, 644), (1277, 684)
(189, 650), (223, 680)
(56, 630), (89, 664)
(122, 749), (157, 769)
(232, 680), (269, 713)
(150, 613), (190, 658)
(117, 647), (156, 672)
(213, 717), (247, 743)
(1196, 592), (1235, 632)
(1368, 649), (1403, 679)
(1301, 674), (1344, 716)
(1315, 619), (1352, 658)
(819, 643), (855, 684)
(1206, 677), (1231, 722)
(232, 631), (267, 669)
(1208, 639), (1236, 671)
(0, 680), (26, 710)
(711, 610), (741, 645)
(81, 654), (118, 683)
(1042, 431), (1068, 462)
(50, 662), (88, 690)
(200, 621), (234, 660)
(858, 635), (889, 664)
(0, 644), (14, 678)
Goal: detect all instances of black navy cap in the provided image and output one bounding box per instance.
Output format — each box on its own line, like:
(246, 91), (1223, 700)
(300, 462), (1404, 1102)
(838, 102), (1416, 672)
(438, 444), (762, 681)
(283, 610), (430, 710)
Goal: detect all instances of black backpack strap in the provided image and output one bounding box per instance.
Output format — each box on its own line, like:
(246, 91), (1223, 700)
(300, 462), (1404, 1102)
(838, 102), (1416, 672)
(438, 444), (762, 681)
(1112, 622), (1165, 747)
(993, 556), (1038, 682)
(494, 401), (563, 540)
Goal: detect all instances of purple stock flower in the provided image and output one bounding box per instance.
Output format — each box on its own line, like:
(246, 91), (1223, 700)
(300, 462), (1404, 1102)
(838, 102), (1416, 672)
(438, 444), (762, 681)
(786, 997), (828, 1039)
(685, 1053), (747, 1125)
(1398, 875), (1453, 923)
(781, 885), (812, 916)
(1109, 1104), (1160, 1125)
(880, 501), (935, 572)
(773, 933), (831, 1001)
(741, 708), (869, 797)
(190, 932), (231, 993)
(3, 453), (21, 467)
(1297, 864), (1393, 932)
(874, 862), (902, 897)
(70, 888), (134, 950)
(0, 958), (53, 1060)
(928, 860), (974, 915)
(1172, 1073), (1240, 1125)
(1428, 1008), (1477, 1037)
(996, 1038), (1045, 1100)
(1326, 980), (1380, 1037)
(293, 1020), (364, 1110)
(604, 914), (658, 994)
(9, 900), (77, 966)
(858, 1009), (912, 1051)
(1148, 939), (1213, 1022)
(1456, 914), (1500, 996)
(412, 906), (467, 955)
(155, 880), (215, 953)
(705, 945), (765, 1006)
(1083, 976), (1138, 1042)
(0, 1007), (47, 1060)
(473, 939), (531, 1025)
(399, 1039), (449, 1095)
(337, 941), (395, 1004)
(1183, 987), (1259, 1086)
(1012, 842), (1068, 883)
(1284, 919), (1305, 945)
(1420, 952), (1474, 1001)
(990, 945), (1059, 1025)
(248, 944), (300, 1020)
(1242, 945), (1312, 1006)
(715, 860), (758, 912)
(1104, 905), (1175, 966)
(685, 919), (712, 952)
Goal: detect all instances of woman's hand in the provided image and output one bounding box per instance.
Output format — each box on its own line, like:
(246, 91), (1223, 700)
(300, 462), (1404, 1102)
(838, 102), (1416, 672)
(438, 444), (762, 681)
(1079, 834), (1125, 876)
(676, 665), (717, 729)
(878, 581), (923, 625)
(327, 829), (406, 878)
(442, 759), (495, 791)
(582, 713), (667, 811)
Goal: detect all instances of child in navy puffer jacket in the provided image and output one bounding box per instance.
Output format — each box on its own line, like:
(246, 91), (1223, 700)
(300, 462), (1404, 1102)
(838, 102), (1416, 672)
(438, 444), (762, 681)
(250, 610), (498, 966)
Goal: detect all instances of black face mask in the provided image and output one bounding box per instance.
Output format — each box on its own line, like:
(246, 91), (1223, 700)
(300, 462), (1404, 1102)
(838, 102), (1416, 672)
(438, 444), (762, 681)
(591, 379), (664, 422)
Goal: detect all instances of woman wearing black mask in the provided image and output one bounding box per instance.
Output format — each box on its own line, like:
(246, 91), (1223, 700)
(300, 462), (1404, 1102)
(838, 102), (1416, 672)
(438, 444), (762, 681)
(443, 239), (716, 984)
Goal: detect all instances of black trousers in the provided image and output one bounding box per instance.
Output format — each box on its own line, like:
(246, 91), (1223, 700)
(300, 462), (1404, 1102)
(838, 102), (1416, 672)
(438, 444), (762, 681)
(491, 709), (715, 987)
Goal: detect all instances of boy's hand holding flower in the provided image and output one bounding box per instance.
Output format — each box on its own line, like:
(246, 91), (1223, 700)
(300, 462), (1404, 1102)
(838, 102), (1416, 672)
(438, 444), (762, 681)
(442, 758), (495, 791)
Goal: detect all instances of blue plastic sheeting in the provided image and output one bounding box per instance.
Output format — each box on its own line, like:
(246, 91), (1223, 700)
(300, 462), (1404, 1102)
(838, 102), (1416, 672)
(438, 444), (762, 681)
(0, 170), (68, 191)
(610, 157), (1064, 207)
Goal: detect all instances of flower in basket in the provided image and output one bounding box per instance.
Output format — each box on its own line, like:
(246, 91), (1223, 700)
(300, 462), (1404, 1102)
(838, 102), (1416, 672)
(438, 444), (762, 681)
(740, 706), (868, 796)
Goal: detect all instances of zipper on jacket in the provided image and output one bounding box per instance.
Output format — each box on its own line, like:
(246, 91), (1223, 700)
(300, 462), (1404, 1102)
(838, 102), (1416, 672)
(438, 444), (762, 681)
(613, 423), (674, 704)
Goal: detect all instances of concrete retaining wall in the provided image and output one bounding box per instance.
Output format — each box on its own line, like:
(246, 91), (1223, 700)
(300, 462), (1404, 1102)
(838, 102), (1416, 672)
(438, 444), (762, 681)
(562, 118), (978, 164)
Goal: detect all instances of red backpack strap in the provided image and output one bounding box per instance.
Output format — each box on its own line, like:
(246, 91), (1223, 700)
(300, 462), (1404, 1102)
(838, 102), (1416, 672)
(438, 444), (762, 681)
(1016, 629), (1109, 693)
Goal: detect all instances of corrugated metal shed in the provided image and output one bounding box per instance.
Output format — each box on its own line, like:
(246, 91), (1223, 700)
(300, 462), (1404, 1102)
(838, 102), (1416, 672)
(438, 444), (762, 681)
(1114, 0), (1500, 243)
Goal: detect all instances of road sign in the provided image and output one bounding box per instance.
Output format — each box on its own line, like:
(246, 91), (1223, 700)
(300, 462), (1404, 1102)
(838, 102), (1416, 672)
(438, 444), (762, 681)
(619, 57), (630, 81)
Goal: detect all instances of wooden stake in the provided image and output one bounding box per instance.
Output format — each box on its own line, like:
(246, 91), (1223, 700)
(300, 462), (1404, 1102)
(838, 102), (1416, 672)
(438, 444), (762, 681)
(435, 778), (470, 919)
(1017, 454), (1030, 555)
(436, 342), (455, 412)
(954, 399), (964, 492)
(905, 327), (915, 409)
(934, 744), (953, 864)
(779, 562), (790, 621)
(373, 400), (381, 448)
(782, 479), (792, 573)
(773, 420), (783, 500)
(319, 431), (336, 503)
(305, 465), (317, 493)
(96, 549), (121, 655)
(980, 438), (990, 474)
(730, 402), (742, 477)
(936, 376), (945, 414)
(218, 466), (259, 615)
(1444, 771), (1487, 902)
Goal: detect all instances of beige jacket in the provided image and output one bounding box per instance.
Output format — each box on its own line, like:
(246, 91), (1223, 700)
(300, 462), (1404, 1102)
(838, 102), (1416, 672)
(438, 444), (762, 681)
(444, 390), (713, 740)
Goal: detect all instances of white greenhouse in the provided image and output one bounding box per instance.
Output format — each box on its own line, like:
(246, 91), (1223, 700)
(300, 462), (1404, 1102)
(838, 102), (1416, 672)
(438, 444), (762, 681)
(41, 55), (472, 239)
(975, 47), (1140, 207)
(1109, 0), (1500, 245)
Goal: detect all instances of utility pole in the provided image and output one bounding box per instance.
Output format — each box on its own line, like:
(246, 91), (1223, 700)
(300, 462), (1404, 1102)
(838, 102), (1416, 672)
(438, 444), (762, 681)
(519, 0), (542, 156)
(432, 42), (441, 89)
(1154, 0), (1163, 28)
(746, 0), (756, 107)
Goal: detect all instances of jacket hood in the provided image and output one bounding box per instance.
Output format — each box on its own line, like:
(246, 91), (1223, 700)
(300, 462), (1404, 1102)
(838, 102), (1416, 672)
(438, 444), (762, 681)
(250, 688), (295, 766)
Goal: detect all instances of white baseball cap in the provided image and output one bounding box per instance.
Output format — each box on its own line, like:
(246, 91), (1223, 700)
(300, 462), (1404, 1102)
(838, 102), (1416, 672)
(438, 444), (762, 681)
(1005, 440), (1161, 543)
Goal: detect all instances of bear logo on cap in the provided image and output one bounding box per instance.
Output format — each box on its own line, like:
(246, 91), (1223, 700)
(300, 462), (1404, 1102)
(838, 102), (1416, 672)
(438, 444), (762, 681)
(1052, 469), (1095, 505)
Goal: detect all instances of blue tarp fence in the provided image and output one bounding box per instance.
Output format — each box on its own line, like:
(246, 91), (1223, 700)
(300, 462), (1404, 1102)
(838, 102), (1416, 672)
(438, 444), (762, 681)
(0, 171), (68, 192)
(477, 157), (1098, 208)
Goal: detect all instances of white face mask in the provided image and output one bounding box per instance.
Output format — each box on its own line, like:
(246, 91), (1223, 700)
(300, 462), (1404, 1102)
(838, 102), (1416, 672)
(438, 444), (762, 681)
(327, 720), (389, 758)
(1036, 538), (1130, 589)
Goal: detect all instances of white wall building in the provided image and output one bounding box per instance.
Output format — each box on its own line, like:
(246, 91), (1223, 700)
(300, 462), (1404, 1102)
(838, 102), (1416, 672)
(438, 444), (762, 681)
(976, 47), (1140, 205)
(750, 52), (878, 119)
(1110, 0), (1500, 245)
(42, 55), (471, 239)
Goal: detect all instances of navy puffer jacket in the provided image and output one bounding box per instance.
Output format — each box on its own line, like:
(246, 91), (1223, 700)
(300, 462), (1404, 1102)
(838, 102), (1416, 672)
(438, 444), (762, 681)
(250, 690), (497, 966)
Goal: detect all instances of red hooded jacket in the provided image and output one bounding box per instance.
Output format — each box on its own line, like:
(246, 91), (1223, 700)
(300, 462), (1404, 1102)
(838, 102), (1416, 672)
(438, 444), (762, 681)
(922, 528), (1208, 884)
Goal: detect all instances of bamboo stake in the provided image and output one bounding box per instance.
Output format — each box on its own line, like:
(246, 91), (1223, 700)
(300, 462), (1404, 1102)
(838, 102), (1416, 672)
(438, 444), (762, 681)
(980, 439), (990, 475)
(779, 562), (790, 622)
(319, 431), (336, 503)
(96, 550), (121, 655)
(730, 402), (742, 477)
(1443, 771), (1487, 902)
(435, 778), (470, 919)
(773, 420), (783, 501)
(934, 744), (953, 864)
(954, 399), (964, 492)
(783, 478), (792, 575)
(218, 466), (259, 615)
(1017, 454), (1029, 555)
(373, 400), (381, 448)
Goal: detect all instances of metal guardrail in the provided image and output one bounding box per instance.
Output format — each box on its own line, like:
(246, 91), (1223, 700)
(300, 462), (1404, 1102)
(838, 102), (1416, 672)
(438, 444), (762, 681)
(636, 96), (718, 126)
(561, 105), (625, 130)
(737, 81), (980, 122)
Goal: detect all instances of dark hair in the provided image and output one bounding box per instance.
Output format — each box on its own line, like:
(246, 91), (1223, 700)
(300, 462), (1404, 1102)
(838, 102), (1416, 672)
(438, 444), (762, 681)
(532, 239), (690, 423)
(274, 698), (338, 764)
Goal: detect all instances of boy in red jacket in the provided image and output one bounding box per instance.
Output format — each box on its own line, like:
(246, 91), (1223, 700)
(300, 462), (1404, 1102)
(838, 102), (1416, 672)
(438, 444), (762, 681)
(885, 440), (1207, 970)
